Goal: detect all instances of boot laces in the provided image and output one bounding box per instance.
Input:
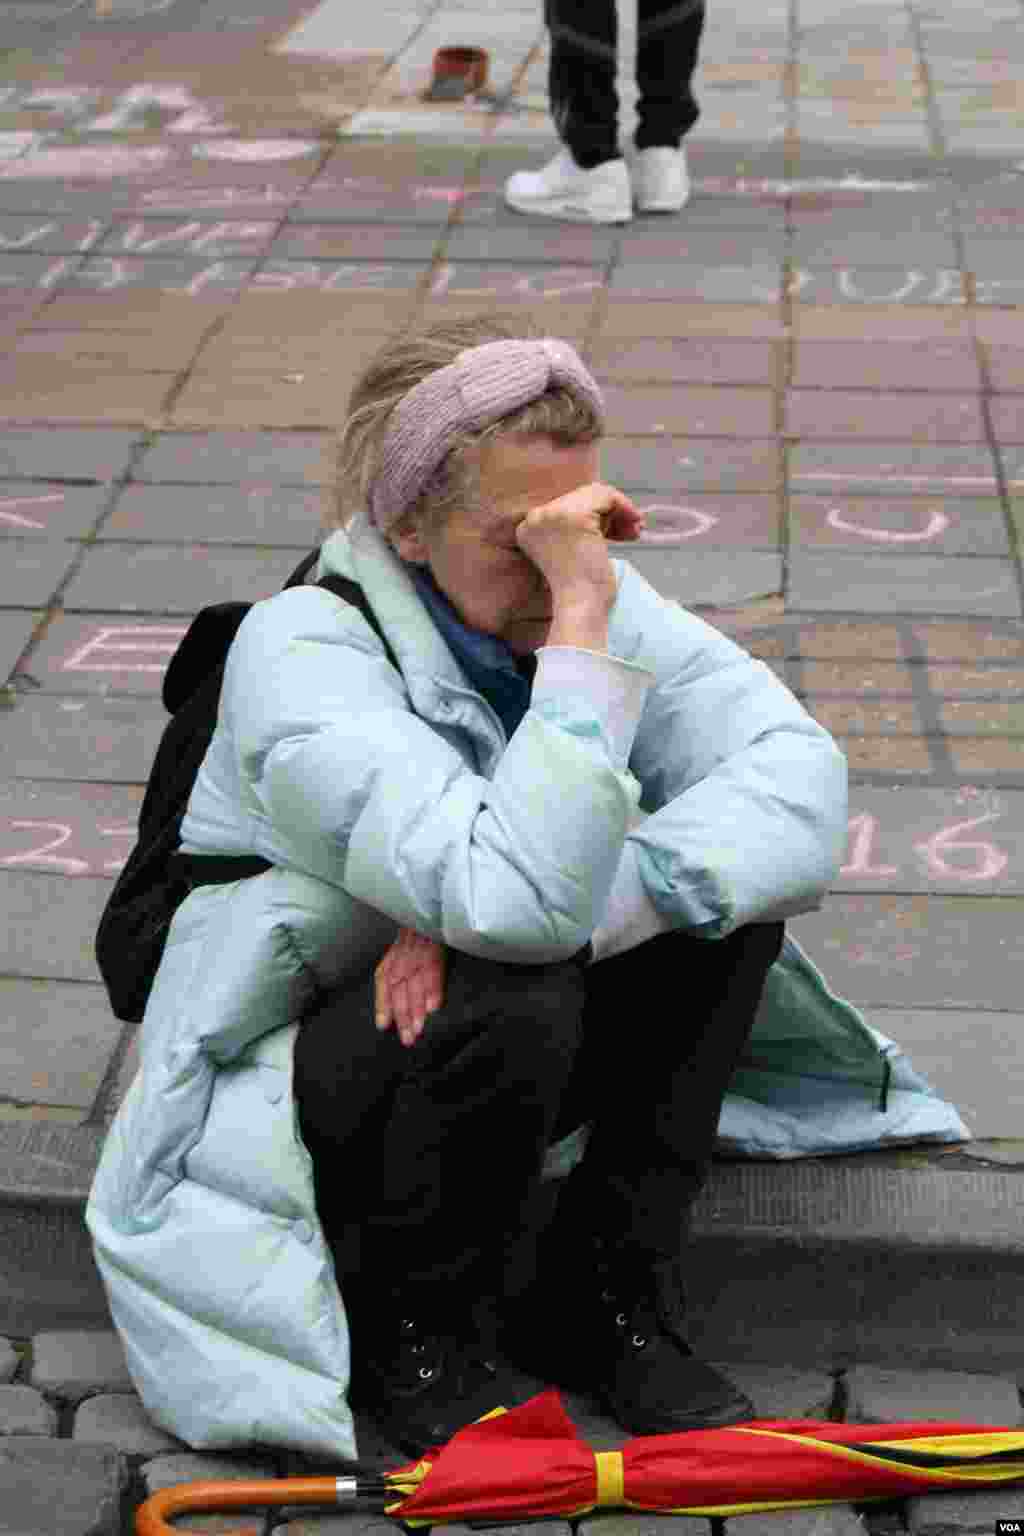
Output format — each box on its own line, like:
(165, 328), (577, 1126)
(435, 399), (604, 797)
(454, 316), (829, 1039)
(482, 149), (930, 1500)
(594, 1249), (659, 1353)
(398, 1312), (498, 1398)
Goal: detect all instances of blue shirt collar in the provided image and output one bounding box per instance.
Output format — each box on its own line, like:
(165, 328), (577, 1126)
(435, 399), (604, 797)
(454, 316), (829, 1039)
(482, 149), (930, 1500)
(406, 563), (536, 739)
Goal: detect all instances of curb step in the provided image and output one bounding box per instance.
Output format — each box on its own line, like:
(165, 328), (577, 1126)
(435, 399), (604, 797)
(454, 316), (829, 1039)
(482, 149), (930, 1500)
(2, 1124), (1023, 1370)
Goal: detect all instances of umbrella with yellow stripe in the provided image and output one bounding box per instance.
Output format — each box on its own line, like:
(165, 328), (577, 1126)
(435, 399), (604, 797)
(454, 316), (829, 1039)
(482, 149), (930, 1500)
(136, 1390), (1024, 1534)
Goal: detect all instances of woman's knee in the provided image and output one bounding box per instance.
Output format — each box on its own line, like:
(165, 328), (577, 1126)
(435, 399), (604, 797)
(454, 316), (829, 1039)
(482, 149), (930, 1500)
(444, 947), (587, 1064)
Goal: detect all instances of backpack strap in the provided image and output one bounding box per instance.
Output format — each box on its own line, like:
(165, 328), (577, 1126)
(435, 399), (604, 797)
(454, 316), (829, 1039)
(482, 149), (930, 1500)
(317, 572), (401, 675)
(284, 549), (402, 674)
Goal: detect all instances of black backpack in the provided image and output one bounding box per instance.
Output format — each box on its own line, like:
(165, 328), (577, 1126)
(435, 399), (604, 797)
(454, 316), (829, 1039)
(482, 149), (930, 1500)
(95, 549), (399, 1024)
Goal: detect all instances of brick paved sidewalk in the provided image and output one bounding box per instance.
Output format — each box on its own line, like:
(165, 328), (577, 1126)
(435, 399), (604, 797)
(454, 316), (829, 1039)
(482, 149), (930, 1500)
(1, 0), (1022, 1142)
(1, 0), (1024, 1528)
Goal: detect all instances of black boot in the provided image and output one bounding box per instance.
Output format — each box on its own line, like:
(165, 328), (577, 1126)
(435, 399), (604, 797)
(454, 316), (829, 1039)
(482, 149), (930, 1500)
(584, 1239), (754, 1433)
(347, 1284), (547, 1457)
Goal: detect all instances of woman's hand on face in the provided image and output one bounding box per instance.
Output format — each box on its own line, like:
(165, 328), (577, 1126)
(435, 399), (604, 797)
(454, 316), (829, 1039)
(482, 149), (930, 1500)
(375, 927), (447, 1047)
(514, 482), (646, 610)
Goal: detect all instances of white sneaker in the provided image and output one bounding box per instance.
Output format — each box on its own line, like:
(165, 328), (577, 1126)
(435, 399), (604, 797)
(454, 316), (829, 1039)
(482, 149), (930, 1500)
(503, 148), (632, 224)
(631, 146), (691, 213)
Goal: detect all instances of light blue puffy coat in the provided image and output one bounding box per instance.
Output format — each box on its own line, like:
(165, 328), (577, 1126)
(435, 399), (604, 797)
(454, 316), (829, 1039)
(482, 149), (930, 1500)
(86, 514), (967, 1462)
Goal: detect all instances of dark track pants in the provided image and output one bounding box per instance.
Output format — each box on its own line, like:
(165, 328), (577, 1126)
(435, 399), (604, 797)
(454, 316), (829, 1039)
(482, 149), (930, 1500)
(544, 0), (706, 168)
(294, 921), (783, 1297)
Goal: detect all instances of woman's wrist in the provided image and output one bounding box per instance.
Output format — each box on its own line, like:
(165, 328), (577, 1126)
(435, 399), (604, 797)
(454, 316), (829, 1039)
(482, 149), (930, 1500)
(547, 594), (611, 651)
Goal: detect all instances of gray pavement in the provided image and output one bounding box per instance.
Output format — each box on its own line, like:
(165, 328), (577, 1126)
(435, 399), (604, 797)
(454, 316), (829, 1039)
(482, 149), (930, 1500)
(1, 0), (1024, 1528)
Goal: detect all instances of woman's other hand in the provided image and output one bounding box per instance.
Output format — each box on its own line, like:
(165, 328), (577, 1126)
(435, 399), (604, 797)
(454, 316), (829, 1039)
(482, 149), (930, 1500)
(375, 927), (448, 1047)
(514, 481), (645, 611)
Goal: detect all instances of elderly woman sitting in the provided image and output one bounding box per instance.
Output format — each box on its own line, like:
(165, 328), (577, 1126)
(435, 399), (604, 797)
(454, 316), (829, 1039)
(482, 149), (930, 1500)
(88, 314), (847, 1463)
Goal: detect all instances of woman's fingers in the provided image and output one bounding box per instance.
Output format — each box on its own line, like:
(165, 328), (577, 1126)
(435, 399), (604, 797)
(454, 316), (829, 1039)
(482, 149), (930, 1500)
(375, 931), (446, 1047)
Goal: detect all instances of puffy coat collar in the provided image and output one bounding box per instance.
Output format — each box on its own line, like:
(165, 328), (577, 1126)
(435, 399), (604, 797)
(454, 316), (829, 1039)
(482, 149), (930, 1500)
(316, 514), (509, 766)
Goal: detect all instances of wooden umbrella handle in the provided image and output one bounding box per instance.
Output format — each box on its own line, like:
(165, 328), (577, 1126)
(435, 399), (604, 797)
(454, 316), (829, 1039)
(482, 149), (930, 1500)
(136, 1476), (345, 1536)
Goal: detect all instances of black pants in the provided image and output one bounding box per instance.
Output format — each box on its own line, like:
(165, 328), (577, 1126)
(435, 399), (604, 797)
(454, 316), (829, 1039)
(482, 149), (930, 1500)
(294, 921), (783, 1300)
(545, 0), (706, 168)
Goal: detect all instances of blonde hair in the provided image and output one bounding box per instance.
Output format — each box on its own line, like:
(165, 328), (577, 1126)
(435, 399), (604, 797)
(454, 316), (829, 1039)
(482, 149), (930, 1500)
(327, 312), (602, 542)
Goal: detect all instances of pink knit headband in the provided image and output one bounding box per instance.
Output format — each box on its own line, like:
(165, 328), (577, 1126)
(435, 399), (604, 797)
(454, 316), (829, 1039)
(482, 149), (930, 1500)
(368, 337), (605, 533)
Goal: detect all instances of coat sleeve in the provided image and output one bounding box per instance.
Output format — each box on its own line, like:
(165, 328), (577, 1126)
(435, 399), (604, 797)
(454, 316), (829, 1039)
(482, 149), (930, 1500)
(617, 565), (848, 937)
(220, 588), (650, 963)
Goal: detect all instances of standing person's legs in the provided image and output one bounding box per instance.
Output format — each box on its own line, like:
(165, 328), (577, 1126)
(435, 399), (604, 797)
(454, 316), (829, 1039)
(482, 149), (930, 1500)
(544, 0), (620, 168)
(502, 0), (631, 222)
(293, 945), (588, 1452)
(635, 0), (705, 150)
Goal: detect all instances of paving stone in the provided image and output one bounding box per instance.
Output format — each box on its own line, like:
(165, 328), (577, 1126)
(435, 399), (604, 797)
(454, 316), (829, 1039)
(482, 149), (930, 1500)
(281, 1521), (421, 1536)
(788, 552), (1021, 617)
(0, 538), (79, 605)
(785, 390), (986, 442)
(989, 397), (1024, 442)
(789, 231), (959, 268)
(23, 291), (233, 336)
(0, 427), (140, 481)
(619, 547), (781, 608)
(0, 480), (109, 537)
(74, 1392), (186, 1455)
(0, 359), (177, 422)
(10, 326), (204, 372)
(30, 1329), (133, 1403)
(0, 968), (125, 1106)
(788, 496), (1009, 555)
(593, 299), (788, 340)
(98, 218), (278, 260)
(603, 437), (781, 492)
(699, 1364), (836, 1419)
(0, 695), (166, 784)
(794, 266), (966, 307)
(947, 738), (1024, 776)
(101, 483), (326, 547)
(0, 610), (40, 680)
(619, 230), (788, 265)
(270, 223), (442, 263)
(576, 1518), (709, 1536)
(847, 1370), (1024, 1425)
(420, 289), (598, 339)
(859, 1008), (1024, 1138)
(444, 222), (617, 264)
(21, 612), (186, 696)
(940, 698), (1024, 736)
(0, 1339), (17, 1382)
(0, 216), (111, 256)
(634, 494), (780, 547)
(0, 1437), (123, 1536)
(720, 1510), (865, 1536)
(806, 696), (921, 740)
(1000, 447), (1024, 492)
(604, 384), (776, 438)
(791, 341), (982, 391)
(791, 894), (1024, 1010)
(0, 1384), (58, 1436)
(63, 543), (316, 613)
(789, 442), (1000, 496)
(907, 1489), (1023, 1535)
(793, 305), (972, 341)
(224, 289), (419, 336)
(168, 369), (354, 429)
(140, 1452), (281, 1535)
(191, 324), (392, 376)
(587, 338), (781, 387)
(984, 346), (1024, 392)
(133, 430), (331, 485)
(0, 251), (69, 290)
(610, 262), (783, 302)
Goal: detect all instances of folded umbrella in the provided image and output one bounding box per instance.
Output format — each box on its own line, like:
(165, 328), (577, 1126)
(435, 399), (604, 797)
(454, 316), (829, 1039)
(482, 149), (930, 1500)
(136, 1389), (1024, 1535)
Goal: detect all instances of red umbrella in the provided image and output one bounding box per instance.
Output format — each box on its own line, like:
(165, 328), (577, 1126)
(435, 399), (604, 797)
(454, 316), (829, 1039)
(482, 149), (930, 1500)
(136, 1390), (1024, 1534)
